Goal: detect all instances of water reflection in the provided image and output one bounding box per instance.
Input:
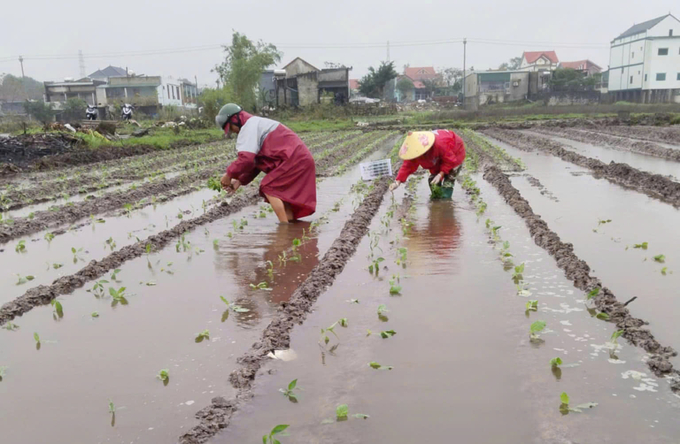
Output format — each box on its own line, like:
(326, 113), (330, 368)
(215, 222), (320, 327)
(406, 200), (462, 272)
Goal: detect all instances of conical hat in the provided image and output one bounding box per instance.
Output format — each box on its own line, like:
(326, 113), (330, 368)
(398, 131), (435, 160)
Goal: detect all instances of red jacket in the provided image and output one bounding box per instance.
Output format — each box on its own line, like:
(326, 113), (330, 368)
(395, 130), (466, 182)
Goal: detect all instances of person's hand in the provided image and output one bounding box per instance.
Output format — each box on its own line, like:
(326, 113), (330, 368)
(430, 173), (444, 185)
(220, 173), (231, 190)
(227, 178), (241, 194)
(389, 181), (401, 192)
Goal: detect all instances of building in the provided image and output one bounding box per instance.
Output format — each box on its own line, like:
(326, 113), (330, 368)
(274, 57), (351, 107)
(520, 51), (559, 72)
(349, 79), (360, 97)
(179, 78), (199, 109)
(559, 60), (602, 77)
(88, 66), (128, 81)
(464, 70), (532, 107)
(44, 78), (107, 109)
(393, 67), (441, 102)
(156, 76), (182, 107)
(608, 13), (680, 103)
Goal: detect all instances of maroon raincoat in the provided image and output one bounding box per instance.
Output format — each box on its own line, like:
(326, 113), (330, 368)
(225, 112), (316, 219)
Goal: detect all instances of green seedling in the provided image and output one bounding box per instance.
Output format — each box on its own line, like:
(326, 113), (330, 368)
(369, 361), (393, 370)
(15, 274), (35, 285)
(15, 240), (26, 253)
(530, 320), (546, 339)
(109, 287), (128, 306)
(586, 287), (600, 300)
(292, 238), (302, 252)
(157, 369), (170, 384)
(550, 357), (563, 368)
(336, 404), (349, 420)
(368, 257), (384, 275)
(250, 282), (272, 291)
(339, 318), (348, 327)
(110, 269), (122, 281)
(195, 329), (210, 343)
(105, 237), (117, 251)
(71, 247), (84, 263)
(123, 203), (133, 216)
(633, 242), (648, 250)
(34, 332), (40, 349)
(175, 232), (190, 252)
(559, 392), (598, 414)
(377, 304), (388, 315)
(389, 274), (402, 295)
(512, 263), (525, 283)
(265, 260), (274, 278)
(279, 379), (299, 401)
(485, 218), (493, 229)
(207, 176), (222, 191)
(91, 312), (99, 318)
(526, 300), (538, 311)
(88, 279), (109, 298)
(654, 254), (666, 263)
(44, 232), (55, 243)
(262, 424), (289, 444)
(597, 219), (612, 226)
(610, 330), (624, 344)
(366, 329), (372, 336)
(50, 299), (64, 318)
(2, 322), (19, 331)
(52, 263), (63, 269)
(490, 225), (502, 242)
(661, 267), (671, 275)
(0, 366), (6, 381)
(396, 247), (408, 266)
(219, 296), (250, 321)
(380, 330), (396, 339)
(596, 312), (610, 321)
(109, 400), (116, 413)
(319, 322), (339, 345)
(213, 239), (219, 249)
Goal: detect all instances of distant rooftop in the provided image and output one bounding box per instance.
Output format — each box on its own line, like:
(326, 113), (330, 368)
(523, 51), (559, 64)
(615, 14), (674, 39)
(88, 66), (128, 79)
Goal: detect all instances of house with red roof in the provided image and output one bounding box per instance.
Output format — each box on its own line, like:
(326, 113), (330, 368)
(520, 51), (559, 72)
(559, 60), (602, 77)
(395, 66), (442, 102)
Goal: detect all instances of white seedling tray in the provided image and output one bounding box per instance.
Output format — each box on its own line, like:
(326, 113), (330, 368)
(360, 159), (392, 181)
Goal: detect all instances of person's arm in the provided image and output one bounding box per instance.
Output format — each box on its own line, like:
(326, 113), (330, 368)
(395, 159), (419, 183)
(439, 133), (466, 175)
(238, 167), (261, 186)
(226, 151), (257, 183)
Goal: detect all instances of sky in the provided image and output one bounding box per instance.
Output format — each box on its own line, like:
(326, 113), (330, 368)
(0, 0), (677, 86)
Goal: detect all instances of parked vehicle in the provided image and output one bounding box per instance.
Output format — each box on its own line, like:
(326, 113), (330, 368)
(86, 105), (98, 121)
(121, 103), (134, 121)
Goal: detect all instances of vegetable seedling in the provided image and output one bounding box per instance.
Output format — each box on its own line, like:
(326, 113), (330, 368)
(369, 361), (393, 370)
(512, 263), (525, 283)
(105, 237), (117, 251)
(633, 242), (648, 250)
(157, 369), (170, 384)
(396, 247), (408, 266)
(339, 318), (348, 327)
(195, 329), (210, 343)
(526, 300), (538, 311)
(586, 287), (600, 300)
(610, 330), (624, 344)
(654, 254), (666, 263)
(2, 322), (19, 331)
(109, 287), (128, 306)
(110, 269), (122, 281)
(44, 232), (55, 243)
(91, 312), (99, 318)
(207, 176), (222, 191)
(34, 332), (41, 350)
(368, 257), (384, 275)
(319, 322), (339, 345)
(279, 379), (300, 401)
(15, 240), (26, 253)
(250, 282), (272, 291)
(71, 247), (84, 263)
(219, 296), (250, 321)
(380, 330), (396, 339)
(262, 424), (289, 444)
(550, 357), (563, 368)
(51, 299), (64, 318)
(88, 279), (109, 298)
(336, 404), (349, 420)
(530, 320), (546, 339)
(15, 274), (35, 285)
(596, 312), (610, 321)
(559, 392), (598, 414)
(265, 260), (274, 278)
(389, 274), (402, 295)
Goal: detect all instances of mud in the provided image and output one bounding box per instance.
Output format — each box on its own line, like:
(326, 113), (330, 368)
(0, 133), (80, 170)
(584, 124), (680, 146)
(483, 129), (680, 207)
(530, 127), (680, 162)
(315, 131), (389, 175)
(460, 130), (523, 172)
(482, 165), (680, 391)
(523, 174), (559, 201)
(178, 177), (391, 444)
(0, 188), (262, 326)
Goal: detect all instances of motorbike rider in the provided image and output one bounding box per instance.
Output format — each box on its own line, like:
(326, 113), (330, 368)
(121, 103), (134, 121)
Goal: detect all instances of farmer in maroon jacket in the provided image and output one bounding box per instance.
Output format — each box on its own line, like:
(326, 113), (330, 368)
(216, 103), (317, 223)
(390, 130), (466, 196)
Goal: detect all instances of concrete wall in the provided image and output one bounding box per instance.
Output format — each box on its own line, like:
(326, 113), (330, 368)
(297, 73), (318, 106)
(318, 69), (347, 82)
(546, 91), (600, 105)
(285, 59), (318, 77)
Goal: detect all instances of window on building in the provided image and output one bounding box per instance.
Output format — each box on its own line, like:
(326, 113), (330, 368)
(630, 76), (633, 84)
(677, 73), (680, 81)
(631, 52), (634, 58)
(658, 48), (669, 55)
(670, 30), (674, 37)
(645, 74), (648, 81)
(656, 73), (666, 81)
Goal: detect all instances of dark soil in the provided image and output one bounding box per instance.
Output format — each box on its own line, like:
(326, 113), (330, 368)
(315, 131), (390, 176)
(0, 188), (262, 326)
(483, 165), (680, 392)
(530, 127), (680, 162)
(483, 129), (680, 207)
(584, 125), (680, 146)
(0, 133), (80, 171)
(178, 177), (391, 444)
(523, 174), (559, 202)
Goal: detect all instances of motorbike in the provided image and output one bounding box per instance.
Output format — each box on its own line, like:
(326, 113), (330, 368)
(86, 105), (98, 121)
(121, 104), (134, 121)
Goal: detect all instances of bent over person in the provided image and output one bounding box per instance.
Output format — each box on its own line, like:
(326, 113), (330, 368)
(390, 130), (466, 198)
(216, 103), (317, 223)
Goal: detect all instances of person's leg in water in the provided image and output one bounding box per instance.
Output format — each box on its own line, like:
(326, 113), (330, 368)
(265, 194), (295, 223)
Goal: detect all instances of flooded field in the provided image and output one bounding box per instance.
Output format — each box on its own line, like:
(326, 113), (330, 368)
(2, 123), (680, 444)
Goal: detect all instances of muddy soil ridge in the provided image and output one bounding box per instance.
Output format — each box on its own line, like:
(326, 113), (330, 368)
(483, 129), (680, 207)
(178, 177), (391, 444)
(0, 188), (262, 326)
(530, 127), (680, 162)
(483, 165), (680, 391)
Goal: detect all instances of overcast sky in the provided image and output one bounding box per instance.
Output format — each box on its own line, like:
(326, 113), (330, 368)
(0, 0), (676, 86)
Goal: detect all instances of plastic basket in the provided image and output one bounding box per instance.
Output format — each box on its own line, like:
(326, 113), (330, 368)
(359, 159), (392, 181)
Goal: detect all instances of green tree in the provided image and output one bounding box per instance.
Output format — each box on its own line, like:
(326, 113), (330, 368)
(213, 32), (282, 112)
(358, 61), (398, 99)
(498, 57), (523, 71)
(23, 101), (54, 125)
(0, 75), (44, 102)
(62, 97), (87, 122)
(396, 77), (414, 101)
(549, 68), (599, 91)
(198, 87), (234, 123)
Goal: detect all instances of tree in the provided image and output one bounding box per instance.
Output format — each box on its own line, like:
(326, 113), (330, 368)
(62, 97), (87, 122)
(24, 101), (54, 125)
(396, 77), (414, 101)
(439, 67), (463, 94)
(358, 61), (398, 99)
(498, 57), (523, 71)
(549, 68), (600, 91)
(0, 74), (44, 102)
(213, 32), (282, 112)
(198, 87), (234, 123)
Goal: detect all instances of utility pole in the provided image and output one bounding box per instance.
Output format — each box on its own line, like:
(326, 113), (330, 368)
(18, 56), (25, 78)
(462, 38), (467, 109)
(386, 41), (390, 62)
(78, 50), (86, 78)
(194, 75), (199, 104)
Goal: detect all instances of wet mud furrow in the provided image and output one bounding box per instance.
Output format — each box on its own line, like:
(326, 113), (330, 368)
(178, 178), (391, 444)
(530, 127), (680, 162)
(483, 129), (680, 207)
(586, 124), (680, 145)
(459, 129), (524, 171)
(483, 165), (680, 391)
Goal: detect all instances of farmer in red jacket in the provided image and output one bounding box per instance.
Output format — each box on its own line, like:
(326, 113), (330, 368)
(216, 103), (316, 223)
(390, 130), (466, 196)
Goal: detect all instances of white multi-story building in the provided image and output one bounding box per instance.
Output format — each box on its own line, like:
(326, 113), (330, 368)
(157, 76), (183, 107)
(608, 13), (680, 103)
